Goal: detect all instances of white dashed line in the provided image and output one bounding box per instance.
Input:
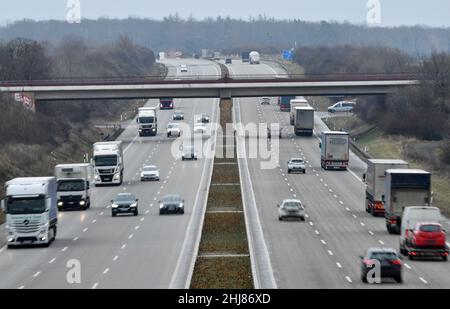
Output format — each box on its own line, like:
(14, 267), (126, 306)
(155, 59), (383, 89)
(99, 212), (104, 216)
(62, 247), (68, 252)
(368, 231), (374, 236)
(18, 286), (25, 290)
(140, 217), (145, 222)
(345, 276), (353, 283)
(135, 225), (140, 230)
(92, 219), (97, 224)
(320, 240), (327, 245)
(113, 256), (119, 262)
(92, 283), (99, 289)
(404, 263), (411, 270)
(328, 250), (334, 256)
(49, 258), (56, 264)
(73, 237), (79, 242)
(309, 222), (314, 226)
(419, 277), (428, 284)
(339, 201), (344, 205)
(103, 268), (110, 275)
(360, 222), (366, 227)
(121, 244), (127, 250)
(379, 240), (385, 246)
(33, 271), (41, 278)
(336, 262), (343, 269)
(128, 234), (133, 239)
(83, 228), (88, 233)
(315, 230), (320, 235)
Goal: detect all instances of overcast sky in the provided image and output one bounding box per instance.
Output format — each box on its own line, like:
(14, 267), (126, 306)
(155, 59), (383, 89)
(1, 0), (450, 28)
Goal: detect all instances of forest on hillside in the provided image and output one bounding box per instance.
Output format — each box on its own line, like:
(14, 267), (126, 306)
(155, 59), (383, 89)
(1, 17), (450, 56)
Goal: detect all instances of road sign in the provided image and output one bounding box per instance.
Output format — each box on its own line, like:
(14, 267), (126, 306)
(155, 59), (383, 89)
(282, 50), (294, 61)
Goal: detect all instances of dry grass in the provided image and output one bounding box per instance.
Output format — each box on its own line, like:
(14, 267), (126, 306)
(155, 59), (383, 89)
(199, 213), (249, 254)
(207, 185), (243, 211)
(211, 164), (240, 184)
(190, 257), (253, 289)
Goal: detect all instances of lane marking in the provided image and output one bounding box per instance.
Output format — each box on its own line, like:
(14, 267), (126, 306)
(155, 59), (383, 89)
(345, 276), (353, 283)
(315, 230), (320, 235)
(368, 231), (374, 236)
(33, 271), (41, 278)
(379, 240), (385, 246)
(128, 234), (133, 239)
(49, 258), (56, 264)
(92, 219), (97, 224)
(83, 228), (88, 233)
(92, 283), (99, 289)
(18, 286), (25, 290)
(62, 247), (68, 252)
(404, 263), (411, 270)
(419, 277), (428, 284)
(0, 246), (6, 254)
(328, 250), (334, 256)
(336, 262), (343, 269)
(113, 256), (119, 262)
(121, 244), (127, 250)
(320, 240), (327, 245)
(103, 268), (110, 275)
(360, 222), (366, 227)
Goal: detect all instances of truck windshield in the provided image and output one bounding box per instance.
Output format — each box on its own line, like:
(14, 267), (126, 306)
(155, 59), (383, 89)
(94, 155), (117, 167)
(139, 117), (155, 124)
(57, 180), (85, 192)
(7, 196), (46, 215)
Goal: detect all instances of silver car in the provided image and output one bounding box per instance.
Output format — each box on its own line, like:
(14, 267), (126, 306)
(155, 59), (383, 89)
(182, 145), (198, 161)
(328, 101), (355, 113)
(278, 199), (306, 221)
(140, 165), (160, 181)
(287, 158), (306, 174)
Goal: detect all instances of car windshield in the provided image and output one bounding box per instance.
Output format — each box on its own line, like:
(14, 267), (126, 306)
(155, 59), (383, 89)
(419, 225), (442, 232)
(143, 166), (157, 172)
(139, 116), (154, 124)
(114, 194), (136, 203)
(162, 196), (181, 203)
(7, 196), (46, 215)
(167, 124), (178, 129)
(94, 155), (117, 167)
(291, 159), (304, 163)
(369, 252), (398, 260)
(57, 180), (85, 192)
(175, 111), (182, 115)
(284, 202), (302, 209)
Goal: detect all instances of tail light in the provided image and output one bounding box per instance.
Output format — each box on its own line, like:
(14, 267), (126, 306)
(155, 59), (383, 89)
(390, 259), (402, 265)
(364, 259), (377, 266)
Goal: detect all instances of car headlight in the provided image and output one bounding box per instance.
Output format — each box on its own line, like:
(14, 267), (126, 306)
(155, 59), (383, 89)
(58, 201), (64, 206)
(112, 204), (119, 209)
(131, 203), (137, 208)
(159, 203), (164, 209)
(180, 203), (184, 208)
(79, 200), (86, 206)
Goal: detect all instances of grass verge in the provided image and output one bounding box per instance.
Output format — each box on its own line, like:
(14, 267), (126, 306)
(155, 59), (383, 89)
(190, 257), (253, 289)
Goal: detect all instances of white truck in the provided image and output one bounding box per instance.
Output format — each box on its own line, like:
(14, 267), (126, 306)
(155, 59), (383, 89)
(364, 159), (409, 217)
(290, 97), (309, 125)
(294, 106), (314, 136)
(92, 141), (124, 186)
(249, 51), (260, 64)
(383, 169), (432, 234)
(137, 107), (157, 137)
(55, 163), (91, 211)
(2, 177), (58, 248)
(320, 131), (349, 170)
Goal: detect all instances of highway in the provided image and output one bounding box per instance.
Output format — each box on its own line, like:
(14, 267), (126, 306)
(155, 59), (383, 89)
(226, 60), (450, 289)
(0, 59), (220, 289)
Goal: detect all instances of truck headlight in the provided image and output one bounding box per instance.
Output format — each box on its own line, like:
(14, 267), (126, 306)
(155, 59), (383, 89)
(79, 200), (86, 206)
(95, 175), (100, 181)
(58, 201), (64, 207)
(114, 173), (120, 179)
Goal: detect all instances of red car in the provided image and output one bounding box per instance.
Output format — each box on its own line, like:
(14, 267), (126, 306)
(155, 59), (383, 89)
(403, 223), (449, 261)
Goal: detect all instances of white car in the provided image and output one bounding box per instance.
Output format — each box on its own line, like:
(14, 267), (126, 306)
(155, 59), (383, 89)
(167, 123), (181, 137)
(180, 65), (188, 73)
(182, 145), (198, 161)
(278, 199), (306, 221)
(328, 101), (356, 113)
(287, 158), (306, 174)
(140, 165), (160, 181)
(194, 123), (207, 135)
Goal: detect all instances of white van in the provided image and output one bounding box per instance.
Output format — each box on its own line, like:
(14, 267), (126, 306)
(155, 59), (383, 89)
(400, 206), (442, 245)
(328, 101), (355, 113)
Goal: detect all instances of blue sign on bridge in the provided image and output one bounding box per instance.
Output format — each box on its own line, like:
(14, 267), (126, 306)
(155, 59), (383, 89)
(282, 50), (294, 60)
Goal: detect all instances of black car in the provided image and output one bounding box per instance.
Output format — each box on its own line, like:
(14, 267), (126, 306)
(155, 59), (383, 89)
(111, 193), (139, 217)
(360, 248), (403, 284)
(197, 113), (210, 123)
(173, 110), (184, 120)
(159, 195), (185, 215)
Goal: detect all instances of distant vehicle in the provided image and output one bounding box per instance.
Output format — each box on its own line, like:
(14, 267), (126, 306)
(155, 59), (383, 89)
(383, 169), (432, 234)
(360, 248), (403, 284)
(197, 113), (210, 123)
(294, 106), (314, 136)
(328, 101), (356, 113)
(320, 131), (349, 170)
(111, 193), (139, 217)
(180, 65), (188, 73)
(140, 165), (160, 182)
(93, 141), (124, 186)
(287, 158), (306, 174)
(137, 107), (157, 136)
(182, 145), (198, 161)
(3, 177), (58, 248)
(399, 207), (448, 260)
(172, 110), (184, 121)
(279, 96), (296, 111)
(241, 52), (250, 63)
(261, 97), (271, 105)
(159, 195), (185, 215)
(160, 98), (174, 110)
(249, 51), (260, 64)
(277, 199), (306, 221)
(267, 125), (282, 140)
(194, 123), (207, 135)
(290, 97), (309, 125)
(55, 163), (91, 211)
(225, 58), (232, 64)
(166, 123), (181, 137)
(364, 159), (409, 217)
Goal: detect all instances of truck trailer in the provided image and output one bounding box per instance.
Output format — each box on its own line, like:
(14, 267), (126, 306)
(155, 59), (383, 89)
(320, 131), (349, 170)
(364, 159), (409, 216)
(294, 106), (314, 136)
(383, 169), (432, 234)
(290, 97), (309, 125)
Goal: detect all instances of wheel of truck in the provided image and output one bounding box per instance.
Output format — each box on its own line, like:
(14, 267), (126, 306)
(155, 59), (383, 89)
(395, 275), (403, 284)
(52, 226), (57, 242)
(408, 255), (414, 261)
(443, 255), (448, 262)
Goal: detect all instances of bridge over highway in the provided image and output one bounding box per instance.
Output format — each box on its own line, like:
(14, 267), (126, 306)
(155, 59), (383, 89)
(0, 73), (420, 102)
